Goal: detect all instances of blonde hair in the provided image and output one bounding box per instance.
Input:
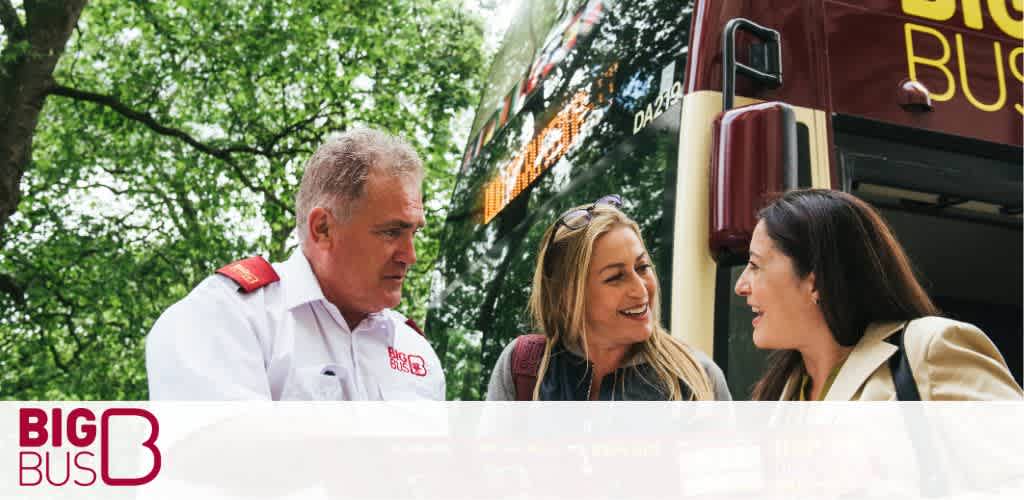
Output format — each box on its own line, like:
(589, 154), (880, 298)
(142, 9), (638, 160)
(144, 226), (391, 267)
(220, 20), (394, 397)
(527, 203), (715, 400)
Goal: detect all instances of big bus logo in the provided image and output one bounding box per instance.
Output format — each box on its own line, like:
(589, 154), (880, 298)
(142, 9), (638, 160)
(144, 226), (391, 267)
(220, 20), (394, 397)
(18, 407), (161, 487)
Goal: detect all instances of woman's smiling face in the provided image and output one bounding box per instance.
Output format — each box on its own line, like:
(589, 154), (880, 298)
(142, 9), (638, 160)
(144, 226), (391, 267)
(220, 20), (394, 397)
(734, 221), (821, 350)
(584, 225), (657, 350)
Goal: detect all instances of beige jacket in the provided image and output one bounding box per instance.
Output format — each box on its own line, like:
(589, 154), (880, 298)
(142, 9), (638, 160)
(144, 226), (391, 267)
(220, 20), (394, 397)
(781, 317), (1022, 401)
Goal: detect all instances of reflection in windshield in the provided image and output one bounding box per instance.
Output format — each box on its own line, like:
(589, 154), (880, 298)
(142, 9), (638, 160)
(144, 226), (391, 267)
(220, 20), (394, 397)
(468, 0), (594, 145)
(483, 64), (619, 224)
(430, 0), (693, 400)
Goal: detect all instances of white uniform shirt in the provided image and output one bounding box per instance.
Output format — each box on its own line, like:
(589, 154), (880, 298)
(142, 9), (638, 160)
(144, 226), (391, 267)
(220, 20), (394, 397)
(146, 250), (445, 400)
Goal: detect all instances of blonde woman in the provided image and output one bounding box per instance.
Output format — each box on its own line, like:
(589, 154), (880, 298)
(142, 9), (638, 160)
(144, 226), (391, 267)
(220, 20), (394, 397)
(486, 195), (730, 401)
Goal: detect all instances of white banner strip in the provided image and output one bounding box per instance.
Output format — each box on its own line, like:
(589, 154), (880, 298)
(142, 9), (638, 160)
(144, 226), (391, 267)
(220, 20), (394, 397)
(2, 402), (1022, 499)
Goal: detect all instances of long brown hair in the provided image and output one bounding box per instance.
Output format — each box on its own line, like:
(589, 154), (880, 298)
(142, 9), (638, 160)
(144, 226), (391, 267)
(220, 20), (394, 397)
(751, 189), (940, 400)
(529, 204), (714, 400)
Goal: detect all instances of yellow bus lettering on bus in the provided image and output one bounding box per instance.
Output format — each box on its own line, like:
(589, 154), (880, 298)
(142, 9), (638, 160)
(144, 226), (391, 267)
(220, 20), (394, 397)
(902, 0), (1023, 39)
(904, 22), (1022, 114)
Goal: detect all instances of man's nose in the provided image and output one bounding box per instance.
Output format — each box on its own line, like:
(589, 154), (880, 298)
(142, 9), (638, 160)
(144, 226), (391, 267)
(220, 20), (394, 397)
(395, 234), (417, 266)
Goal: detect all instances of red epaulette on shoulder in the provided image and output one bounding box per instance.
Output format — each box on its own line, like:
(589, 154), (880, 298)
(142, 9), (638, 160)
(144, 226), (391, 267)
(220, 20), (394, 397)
(405, 318), (425, 338)
(216, 256), (280, 293)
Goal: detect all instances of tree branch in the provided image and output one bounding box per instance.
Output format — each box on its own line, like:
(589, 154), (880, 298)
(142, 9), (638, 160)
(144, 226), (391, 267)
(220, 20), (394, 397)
(0, 272), (24, 306)
(50, 292), (84, 352)
(0, 0), (25, 40)
(49, 84), (232, 159)
(262, 103), (329, 150)
(47, 83), (294, 215)
(40, 328), (69, 373)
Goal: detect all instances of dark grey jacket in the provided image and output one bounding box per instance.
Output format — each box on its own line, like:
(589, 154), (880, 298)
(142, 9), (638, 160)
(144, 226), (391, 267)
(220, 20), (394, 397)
(486, 339), (732, 401)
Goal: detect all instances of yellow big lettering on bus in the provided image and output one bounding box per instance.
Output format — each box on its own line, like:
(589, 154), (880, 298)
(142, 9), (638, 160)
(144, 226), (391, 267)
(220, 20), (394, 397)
(902, 0), (956, 20)
(959, 0), (984, 29)
(905, 23), (956, 101)
(1009, 46), (1024, 114)
(955, 34), (1007, 111)
(988, 0), (1024, 40)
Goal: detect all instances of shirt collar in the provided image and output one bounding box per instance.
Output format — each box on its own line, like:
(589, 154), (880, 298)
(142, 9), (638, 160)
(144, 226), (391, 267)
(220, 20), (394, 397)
(278, 249), (389, 328)
(278, 249), (328, 311)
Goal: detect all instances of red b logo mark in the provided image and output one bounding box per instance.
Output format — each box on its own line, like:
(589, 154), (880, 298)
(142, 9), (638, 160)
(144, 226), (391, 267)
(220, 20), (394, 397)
(101, 408), (161, 486)
(409, 355), (427, 377)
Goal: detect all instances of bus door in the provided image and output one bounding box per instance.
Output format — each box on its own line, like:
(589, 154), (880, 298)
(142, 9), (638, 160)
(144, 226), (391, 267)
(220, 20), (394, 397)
(835, 117), (1023, 385)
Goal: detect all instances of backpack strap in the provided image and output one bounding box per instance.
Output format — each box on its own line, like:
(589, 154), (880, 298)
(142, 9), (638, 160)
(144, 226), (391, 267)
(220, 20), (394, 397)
(886, 320), (922, 401)
(886, 320), (946, 495)
(216, 256), (280, 293)
(510, 334), (547, 401)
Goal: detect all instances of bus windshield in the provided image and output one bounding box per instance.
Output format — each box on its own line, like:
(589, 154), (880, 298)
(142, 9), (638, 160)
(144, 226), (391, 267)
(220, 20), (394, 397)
(429, 0), (694, 399)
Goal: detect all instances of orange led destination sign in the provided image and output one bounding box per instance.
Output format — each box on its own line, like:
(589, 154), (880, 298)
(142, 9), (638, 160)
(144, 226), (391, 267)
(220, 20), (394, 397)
(481, 63), (618, 224)
(482, 91), (593, 224)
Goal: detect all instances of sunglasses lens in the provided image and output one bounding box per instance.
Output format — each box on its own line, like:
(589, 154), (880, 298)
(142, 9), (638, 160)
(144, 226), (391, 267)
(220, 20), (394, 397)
(595, 194), (622, 207)
(561, 209), (591, 229)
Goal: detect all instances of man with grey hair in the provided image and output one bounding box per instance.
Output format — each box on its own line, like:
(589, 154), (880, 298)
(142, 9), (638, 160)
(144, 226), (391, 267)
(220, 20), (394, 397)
(146, 128), (445, 400)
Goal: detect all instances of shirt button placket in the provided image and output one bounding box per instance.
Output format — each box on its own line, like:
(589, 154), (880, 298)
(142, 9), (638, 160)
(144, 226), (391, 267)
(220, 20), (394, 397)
(350, 323), (363, 400)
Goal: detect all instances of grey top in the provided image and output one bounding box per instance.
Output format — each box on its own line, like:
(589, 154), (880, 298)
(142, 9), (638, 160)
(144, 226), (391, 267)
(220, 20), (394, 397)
(486, 338), (732, 401)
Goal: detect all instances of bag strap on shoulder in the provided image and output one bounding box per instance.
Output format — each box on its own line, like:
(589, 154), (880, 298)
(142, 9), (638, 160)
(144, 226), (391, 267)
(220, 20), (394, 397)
(510, 334), (547, 401)
(886, 320), (922, 401)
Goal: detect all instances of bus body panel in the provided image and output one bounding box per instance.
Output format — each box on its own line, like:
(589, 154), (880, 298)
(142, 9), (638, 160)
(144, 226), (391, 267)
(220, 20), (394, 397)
(685, 0), (1022, 146)
(685, 0), (832, 111)
(825, 2), (1022, 147)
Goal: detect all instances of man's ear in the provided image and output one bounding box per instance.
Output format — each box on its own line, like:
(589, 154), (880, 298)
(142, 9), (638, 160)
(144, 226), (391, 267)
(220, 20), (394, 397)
(307, 207), (333, 246)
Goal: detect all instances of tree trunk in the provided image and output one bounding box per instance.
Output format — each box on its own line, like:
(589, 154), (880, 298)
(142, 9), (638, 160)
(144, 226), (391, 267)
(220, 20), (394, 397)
(0, 0), (88, 238)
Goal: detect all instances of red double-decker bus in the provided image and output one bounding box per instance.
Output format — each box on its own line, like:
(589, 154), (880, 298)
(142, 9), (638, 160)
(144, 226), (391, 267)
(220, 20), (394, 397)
(429, 0), (1022, 399)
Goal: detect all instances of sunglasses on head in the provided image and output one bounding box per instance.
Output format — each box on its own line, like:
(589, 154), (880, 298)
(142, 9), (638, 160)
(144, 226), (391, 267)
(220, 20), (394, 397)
(543, 194), (623, 264)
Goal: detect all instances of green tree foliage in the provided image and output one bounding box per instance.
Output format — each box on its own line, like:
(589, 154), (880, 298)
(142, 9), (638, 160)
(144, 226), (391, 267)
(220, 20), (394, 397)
(0, 0), (484, 399)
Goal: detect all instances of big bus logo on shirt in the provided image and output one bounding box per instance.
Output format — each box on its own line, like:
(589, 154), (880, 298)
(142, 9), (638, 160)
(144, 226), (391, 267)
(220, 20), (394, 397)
(388, 347), (427, 377)
(18, 407), (161, 487)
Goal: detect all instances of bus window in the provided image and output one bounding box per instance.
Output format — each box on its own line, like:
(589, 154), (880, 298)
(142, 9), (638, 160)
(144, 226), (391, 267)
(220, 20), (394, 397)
(715, 265), (766, 399)
(431, 0), (694, 399)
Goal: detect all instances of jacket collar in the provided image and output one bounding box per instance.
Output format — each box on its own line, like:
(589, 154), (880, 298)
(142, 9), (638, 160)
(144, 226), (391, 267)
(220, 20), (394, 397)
(543, 341), (669, 401)
(824, 320), (905, 401)
(560, 339), (647, 368)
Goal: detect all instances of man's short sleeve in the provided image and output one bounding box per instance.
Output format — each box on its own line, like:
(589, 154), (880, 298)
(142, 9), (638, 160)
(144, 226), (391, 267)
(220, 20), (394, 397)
(146, 277), (272, 400)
